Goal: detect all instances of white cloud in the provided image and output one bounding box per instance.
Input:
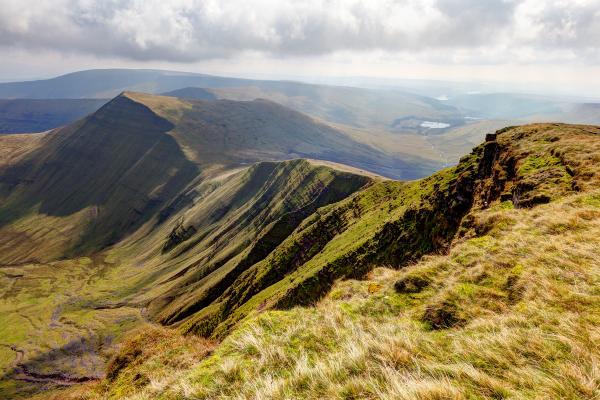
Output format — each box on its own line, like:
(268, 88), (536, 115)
(0, 0), (598, 64)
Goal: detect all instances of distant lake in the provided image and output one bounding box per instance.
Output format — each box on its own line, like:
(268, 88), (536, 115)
(420, 121), (450, 129)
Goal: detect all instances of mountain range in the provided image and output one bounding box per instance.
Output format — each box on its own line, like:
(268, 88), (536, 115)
(0, 70), (598, 399)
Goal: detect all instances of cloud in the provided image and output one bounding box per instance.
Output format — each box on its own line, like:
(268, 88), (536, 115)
(0, 0), (598, 64)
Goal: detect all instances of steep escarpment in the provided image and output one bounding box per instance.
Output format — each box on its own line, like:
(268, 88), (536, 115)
(115, 159), (372, 326)
(46, 123), (600, 400)
(175, 124), (600, 338)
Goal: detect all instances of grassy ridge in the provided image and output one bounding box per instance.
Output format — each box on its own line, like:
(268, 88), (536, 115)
(53, 123), (600, 399)
(115, 159), (372, 328)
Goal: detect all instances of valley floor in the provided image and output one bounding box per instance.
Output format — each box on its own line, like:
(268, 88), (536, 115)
(0, 256), (147, 398)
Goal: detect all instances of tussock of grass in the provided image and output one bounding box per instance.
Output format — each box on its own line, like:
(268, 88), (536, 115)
(102, 326), (216, 399)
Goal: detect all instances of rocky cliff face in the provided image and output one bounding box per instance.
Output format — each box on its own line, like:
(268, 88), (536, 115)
(178, 123), (600, 338)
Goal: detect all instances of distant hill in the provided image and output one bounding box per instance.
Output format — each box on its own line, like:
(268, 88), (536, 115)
(530, 102), (600, 125)
(0, 69), (461, 130)
(16, 70), (594, 169)
(0, 98), (107, 133)
(446, 93), (564, 119)
(161, 87), (217, 100)
(0, 69), (201, 99)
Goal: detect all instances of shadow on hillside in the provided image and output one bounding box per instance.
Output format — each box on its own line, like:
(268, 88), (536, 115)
(0, 95), (199, 254)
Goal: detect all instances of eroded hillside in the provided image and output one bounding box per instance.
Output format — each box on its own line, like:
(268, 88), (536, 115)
(35, 123), (600, 400)
(0, 93), (384, 398)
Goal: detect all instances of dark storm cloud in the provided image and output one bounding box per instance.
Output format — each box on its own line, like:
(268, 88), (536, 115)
(0, 0), (598, 63)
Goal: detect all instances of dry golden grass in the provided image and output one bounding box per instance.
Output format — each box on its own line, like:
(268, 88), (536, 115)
(123, 92), (192, 123)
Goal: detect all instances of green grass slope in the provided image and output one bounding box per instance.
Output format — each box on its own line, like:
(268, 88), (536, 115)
(53, 123), (600, 400)
(0, 256), (149, 399)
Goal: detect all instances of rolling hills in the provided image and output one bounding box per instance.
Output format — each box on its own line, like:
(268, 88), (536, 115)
(2, 69), (599, 173)
(0, 69), (460, 131)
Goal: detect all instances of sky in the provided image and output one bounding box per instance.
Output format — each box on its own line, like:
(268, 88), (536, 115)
(1, 0), (600, 96)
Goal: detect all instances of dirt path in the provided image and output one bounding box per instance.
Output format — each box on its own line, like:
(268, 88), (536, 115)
(12, 364), (98, 386)
(4, 344), (99, 387)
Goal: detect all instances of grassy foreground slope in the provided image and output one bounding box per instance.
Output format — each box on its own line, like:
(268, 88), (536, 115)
(53, 123), (600, 399)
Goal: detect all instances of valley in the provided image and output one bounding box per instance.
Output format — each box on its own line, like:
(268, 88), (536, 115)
(0, 72), (598, 400)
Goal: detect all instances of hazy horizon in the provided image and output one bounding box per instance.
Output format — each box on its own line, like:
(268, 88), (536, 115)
(1, 0), (599, 98)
